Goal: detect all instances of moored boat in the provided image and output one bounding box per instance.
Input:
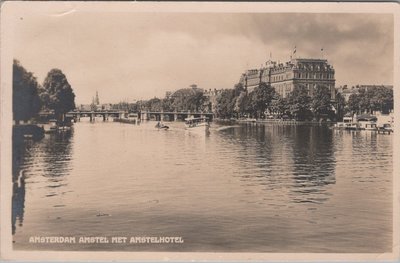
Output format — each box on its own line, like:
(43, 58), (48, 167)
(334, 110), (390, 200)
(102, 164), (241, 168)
(377, 123), (393, 134)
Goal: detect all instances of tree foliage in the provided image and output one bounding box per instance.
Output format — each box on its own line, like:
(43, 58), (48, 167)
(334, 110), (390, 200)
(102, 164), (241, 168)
(13, 60), (41, 122)
(144, 97), (163, 112)
(347, 86), (393, 114)
(170, 88), (206, 112)
(335, 92), (346, 121)
(271, 96), (289, 117)
(287, 85), (312, 120)
(41, 69), (76, 119)
(216, 89), (236, 118)
(248, 82), (276, 118)
(311, 85), (334, 120)
(139, 87), (208, 113)
(234, 91), (250, 117)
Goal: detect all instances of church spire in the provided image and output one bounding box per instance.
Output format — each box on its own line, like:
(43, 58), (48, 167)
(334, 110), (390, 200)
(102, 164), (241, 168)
(95, 91), (100, 105)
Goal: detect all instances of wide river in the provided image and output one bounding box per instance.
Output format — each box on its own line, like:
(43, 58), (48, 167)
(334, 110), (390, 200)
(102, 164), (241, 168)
(12, 119), (392, 252)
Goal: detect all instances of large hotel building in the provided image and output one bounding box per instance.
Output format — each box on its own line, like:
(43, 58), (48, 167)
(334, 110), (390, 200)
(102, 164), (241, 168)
(239, 58), (336, 100)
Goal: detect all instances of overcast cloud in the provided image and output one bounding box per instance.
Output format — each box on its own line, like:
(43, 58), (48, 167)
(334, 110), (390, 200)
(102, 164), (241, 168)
(13, 12), (393, 104)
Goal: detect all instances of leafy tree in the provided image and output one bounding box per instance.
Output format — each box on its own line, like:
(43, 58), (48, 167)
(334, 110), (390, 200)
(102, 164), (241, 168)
(186, 91), (206, 112)
(287, 85), (312, 120)
(271, 96), (289, 117)
(146, 97), (163, 112)
(41, 69), (75, 121)
(215, 89), (236, 118)
(171, 87), (205, 112)
(347, 86), (393, 114)
(234, 91), (250, 117)
(357, 88), (373, 113)
(13, 59), (41, 124)
(370, 86), (393, 114)
(233, 83), (245, 97)
(335, 92), (346, 121)
(311, 85), (333, 120)
(348, 93), (361, 114)
(248, 82), (276, 118)
(161, 98), (174, 112)
(214, 83), (246, 119)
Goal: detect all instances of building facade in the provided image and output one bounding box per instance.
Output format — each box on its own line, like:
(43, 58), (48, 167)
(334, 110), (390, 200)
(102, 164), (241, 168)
(239, 58), (336, 100)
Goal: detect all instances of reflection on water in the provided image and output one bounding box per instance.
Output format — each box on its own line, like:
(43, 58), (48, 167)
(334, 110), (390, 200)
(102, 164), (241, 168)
(290, 126), (335, 204)
(12, 131), (73, 234)
(12, 176), (25, 235)
(218, 125), (336, 205)
(12, 122), (392, 252)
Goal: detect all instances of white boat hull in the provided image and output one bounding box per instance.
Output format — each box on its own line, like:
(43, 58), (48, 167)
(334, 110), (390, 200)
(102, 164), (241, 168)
(185, 122), (210, 133)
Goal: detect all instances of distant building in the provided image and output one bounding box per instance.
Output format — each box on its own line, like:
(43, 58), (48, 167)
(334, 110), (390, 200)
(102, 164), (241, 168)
(79, 90), (111, 111)
(79, 104), (92, 111)
(99, 103), (112, 111)
(239, 58), (336, 100)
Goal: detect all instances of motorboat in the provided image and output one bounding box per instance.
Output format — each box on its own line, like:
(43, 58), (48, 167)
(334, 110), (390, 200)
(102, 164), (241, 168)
(184, 117), (210, 133)
(377, 123), (393, 134)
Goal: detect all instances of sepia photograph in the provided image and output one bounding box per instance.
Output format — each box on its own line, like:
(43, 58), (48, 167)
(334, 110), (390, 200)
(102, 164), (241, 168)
(1, 1), (399, 261)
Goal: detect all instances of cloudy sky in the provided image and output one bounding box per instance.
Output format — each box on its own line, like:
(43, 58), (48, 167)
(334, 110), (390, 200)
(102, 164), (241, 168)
(13, 9), (393, 104)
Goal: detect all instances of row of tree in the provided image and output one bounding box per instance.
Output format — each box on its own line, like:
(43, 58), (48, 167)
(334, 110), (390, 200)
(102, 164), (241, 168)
(136, 82), (337, 121)
(13, 60), (76, 124)
(214, 83), (393, 121)
(138, 87), (209, 113)
(347, 86), (393, 114)
(215, 82), (336, 121)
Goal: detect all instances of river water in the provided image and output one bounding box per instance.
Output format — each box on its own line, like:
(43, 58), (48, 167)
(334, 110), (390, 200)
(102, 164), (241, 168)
(12, 120), (392, 252)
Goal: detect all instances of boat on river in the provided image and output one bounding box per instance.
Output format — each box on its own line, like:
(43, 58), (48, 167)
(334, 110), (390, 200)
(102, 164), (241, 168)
(155, 122), (169, 130)
(377, 123), (393, 134)
(185, 117), (210, 133)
